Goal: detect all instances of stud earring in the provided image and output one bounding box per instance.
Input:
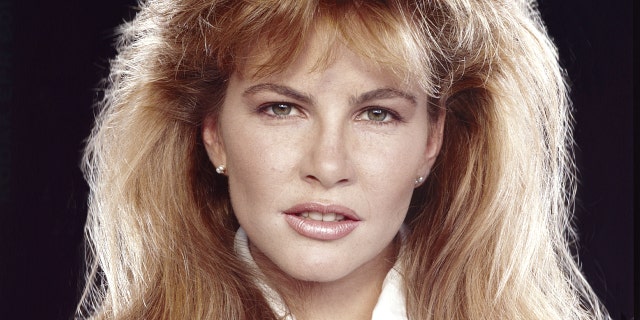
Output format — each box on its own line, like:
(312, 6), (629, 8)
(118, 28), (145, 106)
(215, 165), (227, 175)
(415, 176), (425, 185)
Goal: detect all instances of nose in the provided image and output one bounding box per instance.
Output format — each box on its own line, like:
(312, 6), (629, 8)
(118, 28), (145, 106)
(300, 122), (355, 189)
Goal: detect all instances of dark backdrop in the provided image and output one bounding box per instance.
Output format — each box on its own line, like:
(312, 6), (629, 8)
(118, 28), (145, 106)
(0, 0), (633, 319)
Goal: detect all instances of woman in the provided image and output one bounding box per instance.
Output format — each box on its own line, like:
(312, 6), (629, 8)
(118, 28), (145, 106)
(77, 0), (609, 319)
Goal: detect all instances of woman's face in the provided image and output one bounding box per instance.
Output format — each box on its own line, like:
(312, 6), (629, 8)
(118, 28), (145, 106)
(203, 39), (443, 283)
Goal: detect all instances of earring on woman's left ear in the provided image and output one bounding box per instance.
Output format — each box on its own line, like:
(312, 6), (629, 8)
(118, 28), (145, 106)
(216, 165), (227, 175)
(414, 176), (424, 186)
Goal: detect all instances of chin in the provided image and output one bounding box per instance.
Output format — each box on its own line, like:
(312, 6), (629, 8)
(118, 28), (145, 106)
(273, 256), (357, 283)
(285, 266), (352, 283)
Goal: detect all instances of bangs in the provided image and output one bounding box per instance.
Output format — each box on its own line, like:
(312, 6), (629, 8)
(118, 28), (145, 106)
(211, 0), (436, 94)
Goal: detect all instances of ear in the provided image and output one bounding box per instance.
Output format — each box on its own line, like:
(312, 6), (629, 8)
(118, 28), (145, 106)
(418, 109), (445, 179)
(202, 114), (227, 169)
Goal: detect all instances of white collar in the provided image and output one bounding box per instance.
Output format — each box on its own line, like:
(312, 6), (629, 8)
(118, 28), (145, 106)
(234, 227), (408, 320)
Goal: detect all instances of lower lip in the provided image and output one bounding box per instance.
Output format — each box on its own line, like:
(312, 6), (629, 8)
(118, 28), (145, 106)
(284, 214), (360, 241)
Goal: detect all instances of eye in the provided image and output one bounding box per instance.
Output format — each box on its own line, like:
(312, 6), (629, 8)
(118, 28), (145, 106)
(259, 103), (302, 118)
(271, 103), (293, 116)
(356, 107), (397, 123)
(366, 109), (389, 122)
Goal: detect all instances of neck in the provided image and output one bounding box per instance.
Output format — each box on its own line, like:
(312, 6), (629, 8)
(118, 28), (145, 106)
(252, 237), (400, 320)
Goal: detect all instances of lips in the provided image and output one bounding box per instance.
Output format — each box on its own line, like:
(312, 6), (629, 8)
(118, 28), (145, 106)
(283, 203), (361, 240)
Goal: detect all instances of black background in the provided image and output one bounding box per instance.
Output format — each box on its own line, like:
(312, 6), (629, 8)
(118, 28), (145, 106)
(0, 0), (633, 319)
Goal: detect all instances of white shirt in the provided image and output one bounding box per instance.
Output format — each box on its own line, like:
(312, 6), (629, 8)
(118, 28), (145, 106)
(234, 228), (408, 319)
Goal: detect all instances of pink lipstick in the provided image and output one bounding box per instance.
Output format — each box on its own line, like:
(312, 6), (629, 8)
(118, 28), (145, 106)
(283, 203), (360, 241)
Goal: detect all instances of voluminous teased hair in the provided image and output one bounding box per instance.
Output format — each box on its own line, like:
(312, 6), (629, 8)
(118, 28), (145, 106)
(78, 0), (610, 319)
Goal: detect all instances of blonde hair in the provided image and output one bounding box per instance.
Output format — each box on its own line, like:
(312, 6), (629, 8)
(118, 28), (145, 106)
(78, 0), (609, 319)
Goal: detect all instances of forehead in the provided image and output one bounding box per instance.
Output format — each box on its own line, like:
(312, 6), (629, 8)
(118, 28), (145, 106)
(247, 41), (405, 88)
(227, 39), (428, 119)
(202, 0), (439, 95)
(236, 23), (420, 91)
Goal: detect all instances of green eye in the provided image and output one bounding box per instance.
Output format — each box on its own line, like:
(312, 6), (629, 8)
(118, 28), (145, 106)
(367, 109), (389, 122)
(271, 104), (292, 116)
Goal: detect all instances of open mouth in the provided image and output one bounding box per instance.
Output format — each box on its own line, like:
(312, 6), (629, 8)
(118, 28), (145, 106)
(296, 212), (347, 222)
(283, 203), (361, 240)
(284, 202), (360, 223)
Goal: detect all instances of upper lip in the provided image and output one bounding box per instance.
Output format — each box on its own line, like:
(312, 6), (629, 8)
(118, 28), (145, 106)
(283, 202), (360, 221)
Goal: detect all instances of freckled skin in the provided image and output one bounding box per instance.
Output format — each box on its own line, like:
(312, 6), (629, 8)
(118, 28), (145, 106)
(202, 39), (442, 287)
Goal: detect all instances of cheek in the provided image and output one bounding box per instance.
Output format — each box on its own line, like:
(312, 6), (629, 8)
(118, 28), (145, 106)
(351, 132), (428, 211)
(224, 127), (301, 173)
(355, 131), (428, 180)
(221, 125), (303, 205)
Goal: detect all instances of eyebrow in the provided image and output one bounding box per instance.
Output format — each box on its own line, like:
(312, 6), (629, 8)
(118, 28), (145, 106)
(242, 83), (417, 107)
(243, 83), (314, 105)
(352, 88), (417, 106)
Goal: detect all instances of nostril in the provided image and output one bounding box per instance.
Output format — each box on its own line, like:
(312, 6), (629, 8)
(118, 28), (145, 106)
(304, 175), (320, 184)
(301, 144), (355, 188)
(304, 174), (350, 186)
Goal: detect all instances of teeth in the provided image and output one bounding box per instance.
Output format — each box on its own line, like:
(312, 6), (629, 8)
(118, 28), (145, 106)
(299, 212), (346, 222)
(323, 212), (335, 222)
(308, 212), (323, 221)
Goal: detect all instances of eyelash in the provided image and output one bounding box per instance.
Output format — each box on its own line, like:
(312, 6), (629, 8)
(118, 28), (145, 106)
(354, 107), (404, 125)
(257, 102), (404, 125)
(257, 102), (304, 119)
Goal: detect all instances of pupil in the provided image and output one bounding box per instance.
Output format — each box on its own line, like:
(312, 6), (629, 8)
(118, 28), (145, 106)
(368, 109), (387, 121)
(273, 104), (291, 116)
